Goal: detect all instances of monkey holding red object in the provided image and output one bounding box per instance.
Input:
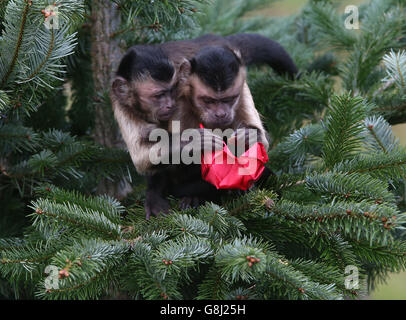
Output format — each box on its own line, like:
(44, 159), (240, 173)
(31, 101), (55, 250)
(110, 34), (298, 219)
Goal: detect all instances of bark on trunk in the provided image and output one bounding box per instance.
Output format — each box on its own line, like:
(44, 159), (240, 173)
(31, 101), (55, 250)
(91, 0), (121, 147)
(90, 0), (131, 198)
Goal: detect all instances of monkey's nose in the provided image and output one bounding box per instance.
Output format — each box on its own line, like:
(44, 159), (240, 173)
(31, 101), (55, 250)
(215, 112), (226, 118)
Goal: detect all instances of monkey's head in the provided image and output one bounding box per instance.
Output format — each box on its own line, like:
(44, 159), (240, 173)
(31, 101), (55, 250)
(179, 46), (244, 129)
(112, 46), (178, 123)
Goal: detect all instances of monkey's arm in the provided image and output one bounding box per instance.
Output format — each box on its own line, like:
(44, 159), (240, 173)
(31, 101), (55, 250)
(113, 101), (222, 174)
(233, 82), (270, 152)
(112, 101), (158, 174)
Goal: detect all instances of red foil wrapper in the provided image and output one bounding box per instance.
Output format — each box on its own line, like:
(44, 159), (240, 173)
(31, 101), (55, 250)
(200, 135), (269, 190)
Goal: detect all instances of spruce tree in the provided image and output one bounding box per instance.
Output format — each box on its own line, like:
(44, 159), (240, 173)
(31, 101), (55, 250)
(1, 0), (406, 300)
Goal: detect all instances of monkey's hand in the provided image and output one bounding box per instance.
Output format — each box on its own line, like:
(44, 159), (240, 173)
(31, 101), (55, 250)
(198, 128), (224, 152)
(179, 128), (224, 156)
(228, 127), (260, 153)
(144, 189), (170, 220)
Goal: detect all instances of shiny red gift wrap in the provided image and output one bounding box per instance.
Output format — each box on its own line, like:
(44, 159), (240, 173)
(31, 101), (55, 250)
(199, 124), (269, 190)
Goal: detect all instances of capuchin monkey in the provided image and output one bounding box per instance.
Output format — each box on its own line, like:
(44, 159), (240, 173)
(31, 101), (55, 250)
(160, 45), (271, 207)
(111, 45), (224, 175)
(111, 33), (298, 219)
(174, 45), (269, 147)
(111, 46), (225, 215)
(112, 45), (179, 176)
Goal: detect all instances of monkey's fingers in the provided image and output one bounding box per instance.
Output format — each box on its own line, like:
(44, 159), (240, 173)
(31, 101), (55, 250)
(145, 204), (152, 220)
(192, 196), (200, 208)
(231, 128), (259, 148)
(179, 196), (200, 210)
(144, 195), (170, 220)
(227, 135), (237, 146)
(202, 136), (224, 151)
(231, 129), (248, 141)
(179, 197), (192, 210)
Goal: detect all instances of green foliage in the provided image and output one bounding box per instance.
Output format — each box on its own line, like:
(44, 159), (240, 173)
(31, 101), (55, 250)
(323, 94), (366, 168)
(305, 2), (357, 49)
(193, 0), (275, 37)
(3, 175), (405, 299)
(383, 50), (406, 92)
(1, 0), (406, 301)
(249, 71), (332, 146)
(304, 0), (406, 123)
(36, 239), (130, 300)
(111, 0), (210, 43)
(0, 128), (135, 197)
(0, 0), (84, 116)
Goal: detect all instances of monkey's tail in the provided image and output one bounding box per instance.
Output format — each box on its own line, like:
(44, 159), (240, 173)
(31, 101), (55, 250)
(225, 33), (298, 78)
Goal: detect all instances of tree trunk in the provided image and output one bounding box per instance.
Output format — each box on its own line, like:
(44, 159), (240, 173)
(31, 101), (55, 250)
(91, 0), (121, 147)
(90, 0), (131, 198)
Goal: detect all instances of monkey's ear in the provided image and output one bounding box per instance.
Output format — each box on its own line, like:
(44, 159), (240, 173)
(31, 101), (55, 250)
(231, 48), (242, 65)
(116, 49), (137, 80)
(112, 76), (130, 100)
(179, 59), (192, 84)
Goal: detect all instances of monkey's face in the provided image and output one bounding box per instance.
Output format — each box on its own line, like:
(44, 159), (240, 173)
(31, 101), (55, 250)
(136, 78), (178, 122)
(189, 75), (242, 129)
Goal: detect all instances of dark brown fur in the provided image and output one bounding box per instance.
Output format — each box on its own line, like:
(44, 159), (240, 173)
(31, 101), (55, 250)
(112, 34), (298, 218)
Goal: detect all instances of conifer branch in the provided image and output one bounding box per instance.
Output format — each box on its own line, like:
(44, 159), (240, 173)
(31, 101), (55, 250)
(0, 0), (30, 88)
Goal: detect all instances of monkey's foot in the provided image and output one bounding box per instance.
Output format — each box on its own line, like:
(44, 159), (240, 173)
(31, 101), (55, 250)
(144, 194), (170, 220)
(179, 196), (200, 210)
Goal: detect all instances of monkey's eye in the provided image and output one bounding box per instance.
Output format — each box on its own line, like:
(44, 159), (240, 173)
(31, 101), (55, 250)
(154, 92), (167, 99)
(221, 96), (238, 104)
(202, 98), (216, 105)
(221, 98), (233, 104)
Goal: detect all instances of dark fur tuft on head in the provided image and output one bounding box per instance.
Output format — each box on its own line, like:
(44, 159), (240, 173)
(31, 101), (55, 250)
(191, 46), (241, 92)
(117, 45), (174, 83)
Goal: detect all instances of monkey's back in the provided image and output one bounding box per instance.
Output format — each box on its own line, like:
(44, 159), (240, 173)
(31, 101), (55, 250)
(161, 34), (235, 68)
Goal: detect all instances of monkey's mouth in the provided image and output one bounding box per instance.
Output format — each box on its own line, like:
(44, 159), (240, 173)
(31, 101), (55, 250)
(157, 109), (176, 121)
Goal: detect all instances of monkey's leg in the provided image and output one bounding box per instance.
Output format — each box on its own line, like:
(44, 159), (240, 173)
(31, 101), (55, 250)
(162, 164), (221, 207)
(144, 173), (171, 220)
(165, 166), (216, 207)
(167, 164), (211, 197)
